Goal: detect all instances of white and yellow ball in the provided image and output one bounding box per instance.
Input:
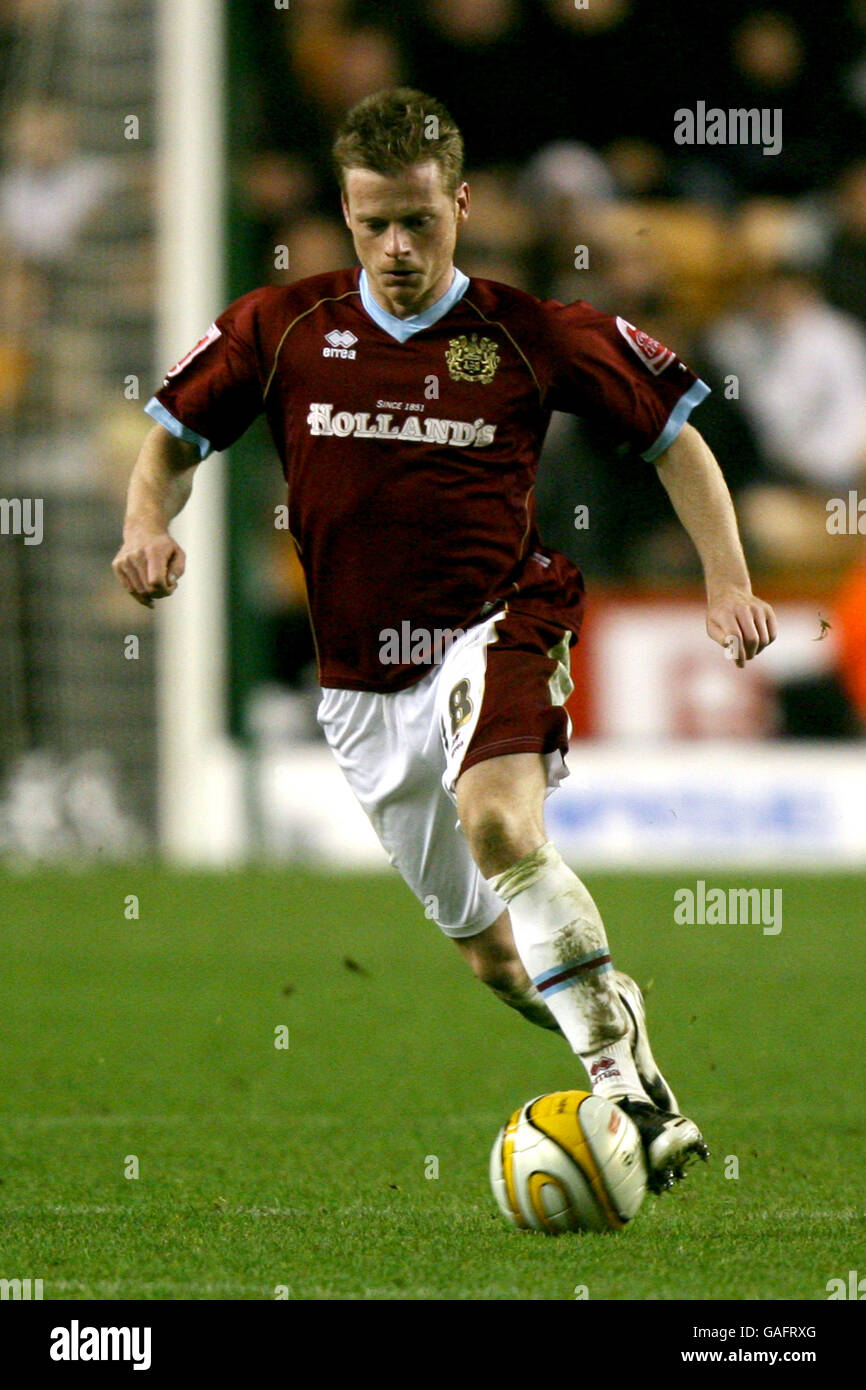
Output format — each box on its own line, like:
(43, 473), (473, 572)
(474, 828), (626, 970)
(489, 1089), (647, 1234)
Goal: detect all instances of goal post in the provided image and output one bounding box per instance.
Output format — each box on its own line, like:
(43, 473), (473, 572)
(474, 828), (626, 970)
(153, 0), (241, 862)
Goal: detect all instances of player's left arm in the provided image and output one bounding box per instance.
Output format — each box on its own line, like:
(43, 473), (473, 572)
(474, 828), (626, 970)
(653, 421), (778, 667)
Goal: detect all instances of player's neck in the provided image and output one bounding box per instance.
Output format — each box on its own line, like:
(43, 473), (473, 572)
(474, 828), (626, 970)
(368, 266), (456, 321)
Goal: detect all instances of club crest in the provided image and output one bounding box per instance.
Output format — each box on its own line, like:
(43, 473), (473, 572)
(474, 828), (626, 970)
(445, 333), (500, 384)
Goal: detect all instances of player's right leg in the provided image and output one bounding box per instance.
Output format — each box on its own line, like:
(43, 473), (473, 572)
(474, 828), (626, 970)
(317, 671), (560, 1031)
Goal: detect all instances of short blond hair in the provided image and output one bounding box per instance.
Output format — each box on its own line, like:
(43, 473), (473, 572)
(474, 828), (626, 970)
(333, 87), (465, 195)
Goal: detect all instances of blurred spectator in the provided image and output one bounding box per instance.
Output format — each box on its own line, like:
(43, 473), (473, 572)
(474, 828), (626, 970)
(405, 0), (537, 165)
(735, 196), (826, 273)
(606, 137), (737, 208)
(711, 10), (845, 197)
(533, 0), (641, 151)
(0, 262), (44, 417)
(336, 28), (403, 112)
(820, 160), (866, 328)
(703, 258), (866, 571)
(533, 0), (723, 156)
(705, 261), (866, 494)
(836, 0), (866, 137)
(246, 8), (407, 184)
(455, 168), (535, 290)
(238, 152), (317, 228)
(0, 0), (67, 101)
(271, 214), (354, 285)
(517, 141), (617, 301)
(0, 100), (114, 265)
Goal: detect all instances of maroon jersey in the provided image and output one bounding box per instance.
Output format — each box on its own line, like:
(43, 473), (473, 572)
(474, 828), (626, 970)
(146, 268), (709, 692)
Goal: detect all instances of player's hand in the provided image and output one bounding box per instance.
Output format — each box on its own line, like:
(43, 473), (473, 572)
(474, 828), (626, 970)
(112, 528), (186, 608)
(706, 587), (778, 668)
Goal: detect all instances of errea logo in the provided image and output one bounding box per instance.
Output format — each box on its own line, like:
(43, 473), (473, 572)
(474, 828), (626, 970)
(323, 329), (358, 359)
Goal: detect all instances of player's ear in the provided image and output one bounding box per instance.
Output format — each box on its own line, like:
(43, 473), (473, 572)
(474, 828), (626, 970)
(455, 180), (470, 222)
(340, 191), (352, 229)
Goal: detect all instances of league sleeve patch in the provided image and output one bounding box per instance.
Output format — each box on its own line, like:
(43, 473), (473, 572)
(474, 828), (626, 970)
(164, 321), (222, 382)
(615, 316), (675, 376)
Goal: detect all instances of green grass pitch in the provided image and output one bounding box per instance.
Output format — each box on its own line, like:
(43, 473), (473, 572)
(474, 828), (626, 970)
(1, 866), (864, 1301)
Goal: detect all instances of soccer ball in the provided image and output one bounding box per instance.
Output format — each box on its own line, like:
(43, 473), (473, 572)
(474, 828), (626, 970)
(489, 1089), (647, 1234)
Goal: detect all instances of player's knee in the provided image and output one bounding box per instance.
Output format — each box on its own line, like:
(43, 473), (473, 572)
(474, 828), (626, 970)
(460, 802), (539, 876)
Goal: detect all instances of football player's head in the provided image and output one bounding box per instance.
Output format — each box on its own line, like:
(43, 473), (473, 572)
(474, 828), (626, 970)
(334, 87), (470, 318)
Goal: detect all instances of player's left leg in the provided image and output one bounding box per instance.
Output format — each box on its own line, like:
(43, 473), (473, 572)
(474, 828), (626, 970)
(436, 612), (642, 1094)
(436, 611), (707, 1188)
(456, 749), (646, 1097)
(452, 908), (561, 1033)
(456, 750), (708, 1189)
(454, 895), (676, 1104)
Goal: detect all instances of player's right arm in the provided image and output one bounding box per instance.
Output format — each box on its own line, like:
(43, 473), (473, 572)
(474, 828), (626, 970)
(114, 288), (275, 605)
(111, 423), (199, 608)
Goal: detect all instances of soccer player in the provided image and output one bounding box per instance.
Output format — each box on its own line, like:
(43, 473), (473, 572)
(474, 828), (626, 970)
(113, 88), (778, 1192)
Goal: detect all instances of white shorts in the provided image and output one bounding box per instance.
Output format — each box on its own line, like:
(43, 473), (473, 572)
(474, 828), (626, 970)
(316, 612), (573, 939)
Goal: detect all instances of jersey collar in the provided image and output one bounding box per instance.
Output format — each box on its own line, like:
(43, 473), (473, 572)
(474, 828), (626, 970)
(358, 267), (469, 342)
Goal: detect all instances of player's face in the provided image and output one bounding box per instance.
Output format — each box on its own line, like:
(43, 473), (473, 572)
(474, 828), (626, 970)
(342, 161), (469, 319)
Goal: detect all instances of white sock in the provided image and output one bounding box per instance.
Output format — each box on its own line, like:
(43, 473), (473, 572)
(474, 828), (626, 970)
(489, 842), (647, 1099)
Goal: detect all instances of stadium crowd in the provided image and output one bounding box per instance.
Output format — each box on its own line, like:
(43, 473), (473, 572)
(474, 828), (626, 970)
(225, 0), (866, 730)
(2, 0), (866, 736)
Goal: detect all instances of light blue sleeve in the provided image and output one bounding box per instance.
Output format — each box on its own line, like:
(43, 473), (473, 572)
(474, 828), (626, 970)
(641, 378), (711, 462)
(144, 397), (214, 461)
